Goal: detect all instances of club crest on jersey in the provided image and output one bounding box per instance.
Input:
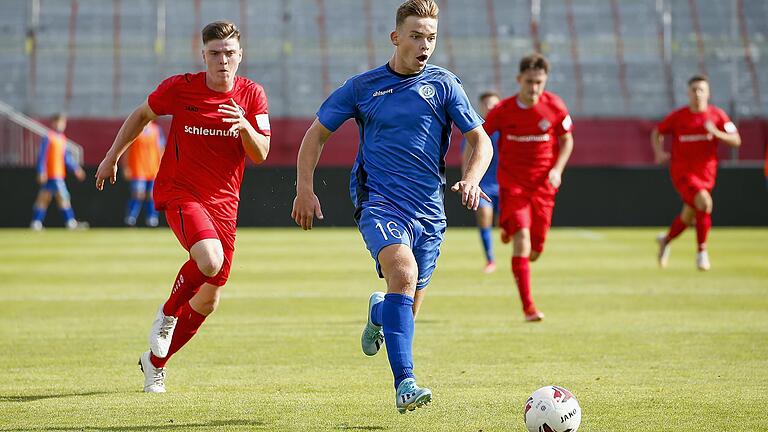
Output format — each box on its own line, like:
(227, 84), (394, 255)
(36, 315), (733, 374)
(418, 84), (436, 99)
(538, 118), (551, 131)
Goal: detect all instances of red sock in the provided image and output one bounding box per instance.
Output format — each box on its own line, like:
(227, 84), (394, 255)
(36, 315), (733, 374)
(665, 216), (688, 243)
(151, 302), (207, 368)
(695, 211), (711, 251)
(512, 256), (534, 312)
(162, 259), (210, 317)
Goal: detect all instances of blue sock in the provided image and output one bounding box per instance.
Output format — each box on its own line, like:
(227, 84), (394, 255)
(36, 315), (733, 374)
(145, 199), (158, 220)
(32, 207), (46, 223)
(61, 207), (75, 223)
(371, 301), (383, 327)
(381, 293), (415, 389)
(480, 227), (494, 263)
(127, 198), (141, 220)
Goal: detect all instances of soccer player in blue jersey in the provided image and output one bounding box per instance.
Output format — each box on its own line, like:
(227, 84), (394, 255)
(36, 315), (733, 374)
(291, 0), (493, 414)
(461, 91), (501, 273)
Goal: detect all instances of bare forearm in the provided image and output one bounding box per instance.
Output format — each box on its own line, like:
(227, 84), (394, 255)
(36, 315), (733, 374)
(714, 130), (741, 147)
(651, 129), (665, 154)
(297, 121), (331, 194)
(463, 132), (492, 184)
(105, 105), (155, 163)
(240, 122), (270, 164)
(553, 134), (574, 172)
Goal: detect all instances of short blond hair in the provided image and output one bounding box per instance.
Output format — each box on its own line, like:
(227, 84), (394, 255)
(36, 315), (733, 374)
(396, 0), (439, 28)
(201, 21), (240, 45)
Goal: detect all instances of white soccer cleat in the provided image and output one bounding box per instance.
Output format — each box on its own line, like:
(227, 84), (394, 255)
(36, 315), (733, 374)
(139, 351), (166, 393)
(30, 221), (43, 231)
(697, 250), (711, 271)
(361, 291), (385, 356)
(656, 234), (671, 268)
(148, 304), (177, 358)
(396, 378), (432, 414)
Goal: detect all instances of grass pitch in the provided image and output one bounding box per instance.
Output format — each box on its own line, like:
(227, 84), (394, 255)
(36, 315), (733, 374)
(1, 227), (766, 431)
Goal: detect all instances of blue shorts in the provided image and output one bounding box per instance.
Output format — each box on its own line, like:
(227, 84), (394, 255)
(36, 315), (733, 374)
(478, 190), (499, 212)
(42, 179), (70, 200)
(130, 179), (155, 195)
(356, 203), (445, 290)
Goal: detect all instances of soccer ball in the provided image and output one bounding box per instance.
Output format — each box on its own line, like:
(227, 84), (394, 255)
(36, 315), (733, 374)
(523, 385), (582, 432)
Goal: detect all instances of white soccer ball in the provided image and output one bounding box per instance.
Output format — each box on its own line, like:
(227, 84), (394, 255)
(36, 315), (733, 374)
(523, 385), (582, 432)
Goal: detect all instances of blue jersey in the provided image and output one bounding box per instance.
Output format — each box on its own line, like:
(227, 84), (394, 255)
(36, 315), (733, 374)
(317, 63), (483, 233)
(460, 131), (499, 196)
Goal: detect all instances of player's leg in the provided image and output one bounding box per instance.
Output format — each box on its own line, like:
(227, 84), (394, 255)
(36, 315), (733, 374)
(657, 203), (694, 267)
(476, 200), (496, 273)
(51, 180), (78, 229)
(125, 180), (145, 227)
(502, 194), (540, 321)
(30, 185), (52, 230)
(149, 203), (223, 359)
(529, 195), (555, 263)
(378, 243), (432, 413)
(693, 189), (713, 270)
(144, 180), (160, 227)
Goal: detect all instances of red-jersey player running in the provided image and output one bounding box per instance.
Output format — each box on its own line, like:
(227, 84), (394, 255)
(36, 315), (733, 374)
(95, 21), (271, 392)
(483, 54), (574, 322)
(651, 75), (741, 271)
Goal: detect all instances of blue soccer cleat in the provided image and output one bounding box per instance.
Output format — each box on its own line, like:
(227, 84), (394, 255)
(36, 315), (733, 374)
(361, 291), (385, 356)
(396, 378), (432, 414)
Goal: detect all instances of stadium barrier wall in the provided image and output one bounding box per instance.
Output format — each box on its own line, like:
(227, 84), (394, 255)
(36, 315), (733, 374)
(50, 117), (768, 167)
(3, 167), (766, 228)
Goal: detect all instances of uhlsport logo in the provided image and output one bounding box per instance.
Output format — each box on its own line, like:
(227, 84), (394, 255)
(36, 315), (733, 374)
(418, 84), (436, 99)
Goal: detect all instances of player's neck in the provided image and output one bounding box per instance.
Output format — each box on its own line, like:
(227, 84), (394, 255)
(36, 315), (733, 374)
(388, 57), (424, 76)
(205, 73), (236, 93)
(517, 95), (536, 109)
(689, 102), (707, 113)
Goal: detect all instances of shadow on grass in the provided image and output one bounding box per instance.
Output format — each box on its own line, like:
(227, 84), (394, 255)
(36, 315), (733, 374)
(0, 419), (267, 431)
(336, 425), (385, 431)
(0, 391), (112, 402)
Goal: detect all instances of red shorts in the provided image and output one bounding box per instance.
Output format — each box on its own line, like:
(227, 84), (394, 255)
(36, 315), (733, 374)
(672, 175), (713, 207)
(165, 201), (236, 286)
(499, 191), (555, 253)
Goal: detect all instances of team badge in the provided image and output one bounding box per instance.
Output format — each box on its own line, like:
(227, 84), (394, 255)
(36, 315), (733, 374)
(538, 118), (551, 131)
(418, 84), (436, 99)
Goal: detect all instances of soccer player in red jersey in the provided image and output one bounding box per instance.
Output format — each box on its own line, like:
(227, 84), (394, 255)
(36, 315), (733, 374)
(95, 21), (271, 392)
(122, 121), (165, 227)
(652, 75), (741, 271)
(483, 54), (574, 322)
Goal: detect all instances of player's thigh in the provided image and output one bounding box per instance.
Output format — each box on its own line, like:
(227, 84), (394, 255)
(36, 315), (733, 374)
(693, 189), (713, 212)
(499, 193), (532, 236)
(412, 227), (445, 290)
(530, 195), (555, 253)
(475, 204), (494, 228)
(52, 181), (71, 207)
(356, 205), (415, 280)
(378, 244), (419, 294)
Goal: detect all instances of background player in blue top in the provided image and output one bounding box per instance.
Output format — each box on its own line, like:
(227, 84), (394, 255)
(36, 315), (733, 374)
(291, 0), (493, 414)
(461, 91), (501, 273)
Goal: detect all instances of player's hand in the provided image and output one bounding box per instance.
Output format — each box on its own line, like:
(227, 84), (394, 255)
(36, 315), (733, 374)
(450, 180), (490, 211)
(219, 99), (248, 134)
(654, 150), (670, 165)
(548, 168), (562, 188)
(37, 173), (46, 185)
(291, 192), (324, 230)
(95, 157), (118, 190)
(75, 168), (86, 182)
(703, 121), (718, 139)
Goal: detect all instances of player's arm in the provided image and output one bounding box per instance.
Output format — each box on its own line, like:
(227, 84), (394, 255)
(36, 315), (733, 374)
(549, 132), (573, 188)
(452, 125), (492, 211)
(704, 120), (741, 147)
(96, 101), (157, 190)
(292, 118), (331, 230)
(219, 98), (270, 164)
(650, 127), (670, 165)
(36, 136), (49, 185)
(460, 139), (471, 177)
(64, 146), (86, 181)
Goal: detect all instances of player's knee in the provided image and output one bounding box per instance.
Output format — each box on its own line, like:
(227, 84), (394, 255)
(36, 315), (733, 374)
(530, 250), (541, 262)
(512, 230), (531, 256)
(195, 250), (224, 277)
(197, 294), (220, 315)
(694, 191), (713, 213)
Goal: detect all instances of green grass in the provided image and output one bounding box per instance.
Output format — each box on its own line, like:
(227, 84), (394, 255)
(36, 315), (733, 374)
(1, 227), (767, 431)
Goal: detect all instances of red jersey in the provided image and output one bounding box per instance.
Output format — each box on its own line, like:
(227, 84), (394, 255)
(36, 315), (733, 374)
(484, 91), (572, 195)
(656, 105), (735, 185)
(148, 72), (271, 220)
(126, 123), (163, 180)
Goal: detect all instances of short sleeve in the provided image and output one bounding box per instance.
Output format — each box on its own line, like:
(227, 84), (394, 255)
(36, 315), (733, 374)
(657, 111), (677, 134)
(445, 76), (484, 134)
(317, 79), (357, 132)
(147, 75), (183, 116)
(552, 100), (573, 136)
(246, 85), (271, 136)
(715, 108), (737, 134)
